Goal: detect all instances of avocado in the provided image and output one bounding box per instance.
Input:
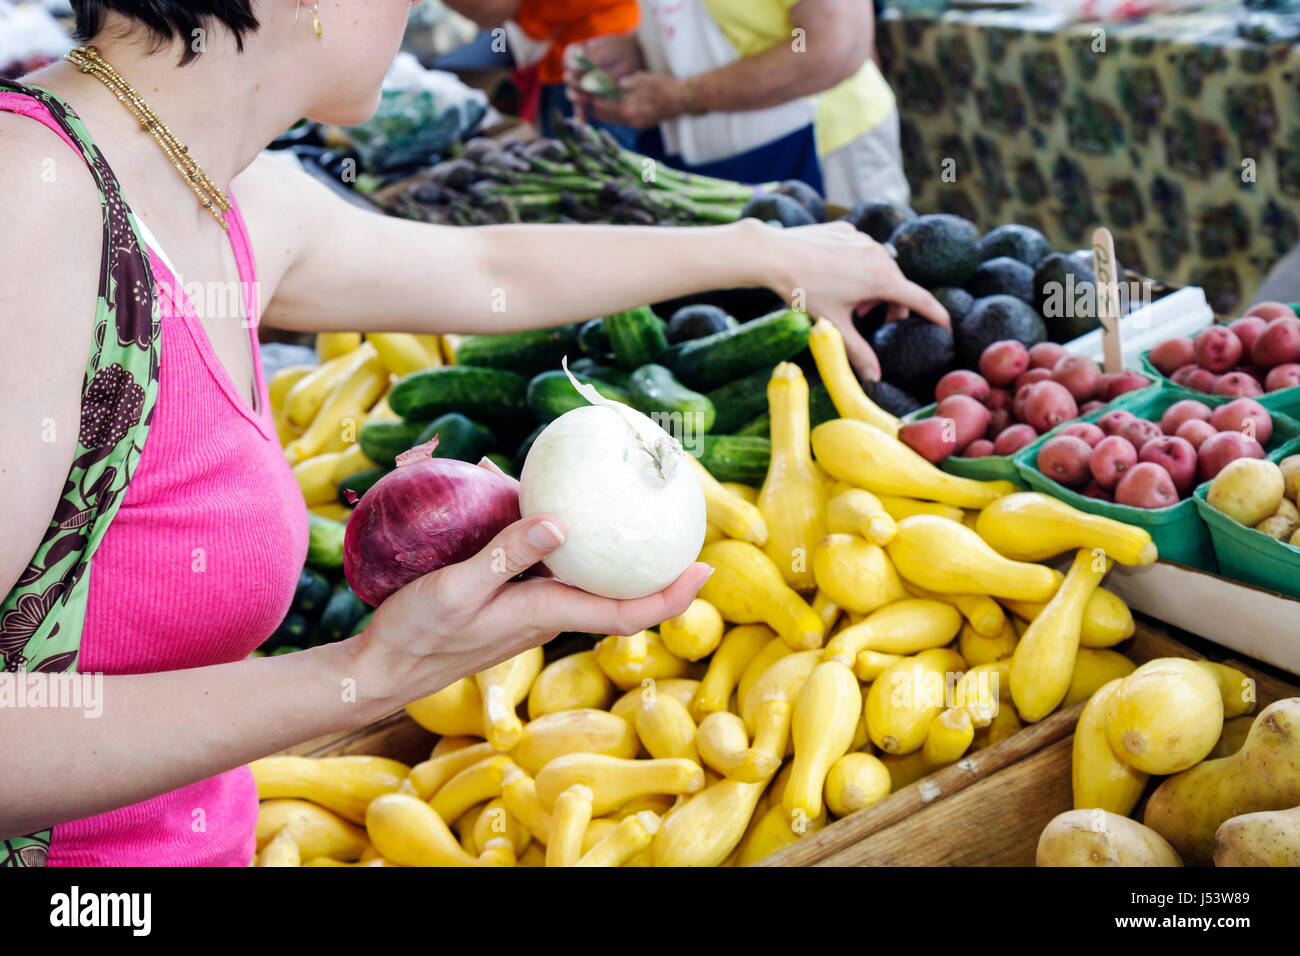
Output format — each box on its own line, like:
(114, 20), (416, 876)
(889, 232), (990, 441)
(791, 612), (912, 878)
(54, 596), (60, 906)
(741, 193), (816, 228)
(773, 180), (827, 223)
(1032, 251), (1101, 343)
(862, 378), (925, 417)
(977, 224), (1053, 267)
(888, 214), (981, 288)
(845, 199), (917, 243)
(853, 302), (890, 341)
(931, 287), (975, 325)
(666, 304), (737, 344)
(966, 256), (1036, 305)
(956, 295), (1048, 363)
(871, 316), (955, 396)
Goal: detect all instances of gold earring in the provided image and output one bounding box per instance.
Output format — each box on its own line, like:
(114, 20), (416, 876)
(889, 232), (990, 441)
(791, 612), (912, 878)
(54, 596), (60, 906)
(312, 3), (322, 39)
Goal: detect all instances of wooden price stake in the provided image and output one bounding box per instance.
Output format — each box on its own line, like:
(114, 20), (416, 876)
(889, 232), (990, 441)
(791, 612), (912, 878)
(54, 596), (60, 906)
(1092, 227), (1124, 374)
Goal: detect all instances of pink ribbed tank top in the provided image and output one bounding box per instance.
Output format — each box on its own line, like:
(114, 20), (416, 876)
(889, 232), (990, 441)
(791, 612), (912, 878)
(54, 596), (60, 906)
(1, 93), (309, 866)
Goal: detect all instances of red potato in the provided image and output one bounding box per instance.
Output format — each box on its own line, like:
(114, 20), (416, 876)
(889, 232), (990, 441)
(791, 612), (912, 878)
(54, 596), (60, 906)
(1090, 435), (1139, 490)
(1139, 436), (1199, 497)
(1159, 399), (1213, 435)
(960, 439), (996, 458)
(1210, 398), (1273, 445)
(1148, 338), (1196, 376)
(1212, 371), (1264, 398)
(1265, 363), (1300, 391)
(1103, 370), (1151, 401)
(1169, 363), (1199, 387)
(1080, 480), (1114, 502)
(985, 407), (1012, 439)
(1228, 316), (1268, 357)
(1239, 365), (1269, 385)
(1023, 381), (1078, 433)
(980, 340), (1030, 388)
(1098, 409), (1136, 436)
(1012, 386), (1032, 423)
(1037, 435), (1094, 489)
(1174, 418), (1217, 450)
(1014, 367), (1054, 392)
(935, 395), (991, 452)
(1118, 418), (1163, 449)
(1079, 400), (1106, 415)
(935, 369), (990, 404)
(899, 417), (958, 464)
(1028, 342), (1069, 370)
(1197, 430), (1266, 482)
(1183, 367), (1219, 393)
(1242, 301), (1296, 323)
(1194, 325), (1244, 373)
(1059, 421), (1106, 447)
(1251, 316), (1300, 368)
(993, 424), (1038, 456)
(1051, 356), (1103, 402)
(1115, 461), (1180, 509)
(984, 387), (1013, 413)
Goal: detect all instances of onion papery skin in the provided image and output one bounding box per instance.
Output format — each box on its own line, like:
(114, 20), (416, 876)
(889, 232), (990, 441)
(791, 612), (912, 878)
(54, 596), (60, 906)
(344, 458), (520, 607)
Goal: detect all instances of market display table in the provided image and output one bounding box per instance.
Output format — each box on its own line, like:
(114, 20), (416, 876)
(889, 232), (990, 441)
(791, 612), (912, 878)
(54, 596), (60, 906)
(877, 5), (1300, 313)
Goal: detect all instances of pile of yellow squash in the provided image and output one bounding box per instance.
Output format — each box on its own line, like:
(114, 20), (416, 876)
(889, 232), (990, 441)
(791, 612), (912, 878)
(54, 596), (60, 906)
(247, 319), (1177, 867)
(269, 332), (452, 520)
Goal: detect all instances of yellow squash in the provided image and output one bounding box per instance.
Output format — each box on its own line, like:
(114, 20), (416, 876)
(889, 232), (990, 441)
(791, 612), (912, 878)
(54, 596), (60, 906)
(853, 649), (906, 682)
(527, 650), (613, 719)
(315, 331), (362, 363)
(409, 742), (498, 801)
(823, 599), (962, 662)
(369, 332), (436, 377)
(636, 692), (700, 763)
(812, 534), (909, 615)
(696, 624), (776, 719)
(575, 810), (661, 867)
(823, 752), (891, 818)
(365, 792), (477, 866)
(811, 590), (841, 634)
(1199, 662), (1257, 719)
(957, 617), (1019, 667)
(475, 646), (544, 751)
(952, 660), (1011, 728)
(783, 660), (861, 821)
(689, 456), (768, 545)
(256, 827), (301, 867)
(922, 708), (974, 764)
(971, 695), (1023, 750)
(472, 798), (531, 857)
(737, 801), (826, 865)
(887, 514), (1060, 602)
(1072, 678), (1147, 816)
(328, 441), (377, 484)
(874, 494), (964, 524)
(284, 344), (386, 464)
(975, 492), (1158, 566)
(826, 487), (897, 545)
(904, 581), (1005, 638)
(431, 755), (517, 823)
(500, 768), (551, 844)
(255, 799), (368, 861)
(659, 598), (725, 662)
(1002, 586), (1135, 649)
(512, 708), (639, 775)
(610, 679), (700, 726)
(413, 333), (444, 366)
(864, 648), (964, 755)
(291, 452), (343, 506)
(249, 755), (409, 824)
(269, 364), (316, 412)
(1010, 549), (1112, 722)
(811, 418), (1018, 509)
(534, 754), (705, 816)
(1105, 658), (1224, 775)
(405, 677), (484, 737)
(1063, 648), (1137, 706)
(695, 711), (781, 783)
(807, 318), (900, 434)
(757, 363), (826, 591)
(546, 784), (594, 867)
(699, 540), (824, 650)
(739, 649), (821, 734)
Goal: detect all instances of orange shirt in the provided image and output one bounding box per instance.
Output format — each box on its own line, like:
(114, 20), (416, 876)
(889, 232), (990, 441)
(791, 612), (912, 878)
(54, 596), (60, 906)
(513, 0), (639, 85)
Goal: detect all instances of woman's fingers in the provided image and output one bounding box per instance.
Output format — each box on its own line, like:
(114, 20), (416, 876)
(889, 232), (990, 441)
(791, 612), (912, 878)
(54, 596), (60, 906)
(832, 315), (883, 382)
(879, 272), (951, 330)
(449, 514), (567, 603)
(517, 561), (713, 637)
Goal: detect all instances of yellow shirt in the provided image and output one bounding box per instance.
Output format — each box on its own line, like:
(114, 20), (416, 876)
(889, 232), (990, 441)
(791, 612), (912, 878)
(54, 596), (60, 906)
(702, 0), (895, 156)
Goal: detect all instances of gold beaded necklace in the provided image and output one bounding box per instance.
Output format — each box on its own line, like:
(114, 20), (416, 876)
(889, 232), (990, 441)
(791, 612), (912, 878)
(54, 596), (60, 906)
(65, 45), (232, 230)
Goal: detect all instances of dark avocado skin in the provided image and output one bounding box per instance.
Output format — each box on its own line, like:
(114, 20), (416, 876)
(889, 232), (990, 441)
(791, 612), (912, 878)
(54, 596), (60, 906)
(774, 180), (828, 222)
(889, 213), (981, 288)
(872, 315), (956, 396)
(978, 223), (1052, 267)
(741, 193), (817, 228)
(966, 256), (1036, 305)
(932, 287), (975, 325)
(957, 294), (1047, 363)
(845, 199), (917, 243)
(862, 378), (924, 417)
(1033, 251), (1103, 343)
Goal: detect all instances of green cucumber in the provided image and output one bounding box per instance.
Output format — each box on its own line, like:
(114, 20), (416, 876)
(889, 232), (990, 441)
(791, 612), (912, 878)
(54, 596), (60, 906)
(416, 413), (495, 463)
(318, 582), (369, 643)
(666, 309), (812, 389)
(527, 370), (631, 421)
(388, 366), (530, 426)
(337, 466), (389, 505)
(265, 612), (311, 651)
(729, 383), (838, 438)
(627, 364), (716, 433)
(577, 318), (613, 357)
(706, 367), (774, 434)
(567, 358), (631, 389)
(306, 513), (345, 570)
(291, 568), (332, 617)
(604, 306), (669, 368)
(453, 325), (581, 375)
(358, 418), (429, 468)
(697, 435), (771, 485)
(486, 453), (515, 477)
(514, 422), (547, 475)
(735, 413), (770, 437)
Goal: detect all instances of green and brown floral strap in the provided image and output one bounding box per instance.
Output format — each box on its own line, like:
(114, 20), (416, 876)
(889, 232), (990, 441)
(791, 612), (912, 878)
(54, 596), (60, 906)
(0, 80), (161, 867)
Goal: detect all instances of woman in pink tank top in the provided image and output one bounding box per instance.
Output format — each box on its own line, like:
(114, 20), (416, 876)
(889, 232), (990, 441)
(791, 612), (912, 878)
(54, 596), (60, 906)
(0, 1), (946, 866)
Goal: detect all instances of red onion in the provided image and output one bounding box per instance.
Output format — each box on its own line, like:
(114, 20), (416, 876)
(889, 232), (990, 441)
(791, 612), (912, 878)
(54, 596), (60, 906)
(343, 438), (520, 606)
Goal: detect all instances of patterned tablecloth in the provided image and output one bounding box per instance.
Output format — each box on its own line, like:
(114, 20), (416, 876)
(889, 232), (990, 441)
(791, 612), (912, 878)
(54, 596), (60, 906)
(877, 5), (1300, 313)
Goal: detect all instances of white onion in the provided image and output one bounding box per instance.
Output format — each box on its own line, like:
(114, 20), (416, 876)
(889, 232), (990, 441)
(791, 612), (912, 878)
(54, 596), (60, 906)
(518, 365), (706, 599)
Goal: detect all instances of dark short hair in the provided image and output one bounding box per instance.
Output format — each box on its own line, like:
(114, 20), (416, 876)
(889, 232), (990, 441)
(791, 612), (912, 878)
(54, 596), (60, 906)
(71, 1), (260, 65)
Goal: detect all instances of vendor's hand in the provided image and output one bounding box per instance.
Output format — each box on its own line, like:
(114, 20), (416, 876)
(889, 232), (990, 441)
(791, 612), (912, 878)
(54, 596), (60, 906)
(762, 220), (950, 382)
(583, 72), (688, 129)
(352, 482), (710, 704)
(564, 32), (647, 122)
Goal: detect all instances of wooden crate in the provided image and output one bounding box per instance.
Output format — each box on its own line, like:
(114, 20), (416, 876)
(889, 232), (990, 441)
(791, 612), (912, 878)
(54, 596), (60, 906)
(759, 622), (1300, 867)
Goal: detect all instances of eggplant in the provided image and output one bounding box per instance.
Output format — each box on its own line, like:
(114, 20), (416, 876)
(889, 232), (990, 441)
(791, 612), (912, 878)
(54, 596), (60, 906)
(666, 304), (738, 344)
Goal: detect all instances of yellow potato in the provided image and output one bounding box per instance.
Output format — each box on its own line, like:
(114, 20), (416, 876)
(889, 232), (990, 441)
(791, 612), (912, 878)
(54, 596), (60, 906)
(1206, 459), (1284, 528)
(1279, 454), (1300, 503)
(1214, 806), (1300, 867)
(1254, 515), (1299, 542)
(1036, 809), (1181, 867)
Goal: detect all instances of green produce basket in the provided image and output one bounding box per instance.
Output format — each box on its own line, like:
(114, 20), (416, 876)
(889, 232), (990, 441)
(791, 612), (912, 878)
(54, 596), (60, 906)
(1139, 349), (1300, 426)
(1013, 385), (1300, 572)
